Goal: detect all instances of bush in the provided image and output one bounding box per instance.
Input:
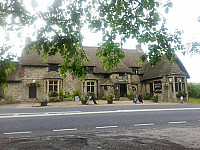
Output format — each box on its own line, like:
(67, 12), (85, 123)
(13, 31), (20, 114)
(73, 89), (80, 97)
(49, 97), (61, 102)
(143, 93), (153, 100)
(101, 95), (107, 100)
(128, 92), (136, 100)
(49, 91), (58, 97)
(188, 83), (200, 98)
(63, 92), (73, 100)
(59, 88), (64, 97)
(5, 94), (13, 103)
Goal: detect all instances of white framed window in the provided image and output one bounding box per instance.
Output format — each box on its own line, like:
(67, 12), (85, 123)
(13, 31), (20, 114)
(45, 80), (61, 94)
(87, 81), (95, 92)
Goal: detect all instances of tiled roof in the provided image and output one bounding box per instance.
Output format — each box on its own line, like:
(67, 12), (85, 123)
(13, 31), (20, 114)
(20, 46), (146, 74)
(142, 57), (190, 80)
(7, 62), (22, 82)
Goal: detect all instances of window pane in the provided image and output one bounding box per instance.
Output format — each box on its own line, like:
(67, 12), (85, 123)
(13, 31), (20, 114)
(168, 77), (173, 83)
(169, 83), (173, 92)
(87, 86), (90, 92)
(91, 86), (94, 92)
(175, 77), (177, 82)
(49, 85), (53, 91)
(49, 81), (53, 84)
(91, 82), (94, 85)
(175, 83), (178, 92)
(87, 82), (90, 85)
(54, 81), (58, 84)
(179, 83), (181, 92)
(54, 85), (57, 92)
(182, 77), (185, 83)
(182, 83), (185, 92)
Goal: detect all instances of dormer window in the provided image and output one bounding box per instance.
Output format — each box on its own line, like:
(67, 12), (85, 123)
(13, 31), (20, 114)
(104, 73), (110, 78)
(49, 64), (58, 72)
(132, 67), (138, 75)
(86, 66), (94, 74)
(119, 73), (127, 76)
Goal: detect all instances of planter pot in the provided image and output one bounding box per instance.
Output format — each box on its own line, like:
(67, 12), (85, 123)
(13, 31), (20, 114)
(81, 100), (87, 105)
(107, 100), (113, 104)
(40, 101), (48, 106)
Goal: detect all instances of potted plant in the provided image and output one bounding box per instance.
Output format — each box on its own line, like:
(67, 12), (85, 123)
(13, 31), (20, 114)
(81, 93), (88, 105)
(73, 89), (80, 101)
(40, 96), (49, 106)
(152, 94), (159, 103)
(107, 94), (114, 104)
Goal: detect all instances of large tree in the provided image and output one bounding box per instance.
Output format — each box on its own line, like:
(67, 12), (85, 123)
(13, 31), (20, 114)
(0, 0), (183, 85)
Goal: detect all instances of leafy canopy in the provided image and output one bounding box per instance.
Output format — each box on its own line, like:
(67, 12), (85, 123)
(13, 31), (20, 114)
(0, 0), (183, 83)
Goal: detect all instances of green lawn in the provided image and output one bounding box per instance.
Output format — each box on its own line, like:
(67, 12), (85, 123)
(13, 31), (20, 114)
(187, 97), (200, 104)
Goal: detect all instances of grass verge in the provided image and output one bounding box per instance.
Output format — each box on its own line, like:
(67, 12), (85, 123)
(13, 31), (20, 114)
(187, 97), (200, 104)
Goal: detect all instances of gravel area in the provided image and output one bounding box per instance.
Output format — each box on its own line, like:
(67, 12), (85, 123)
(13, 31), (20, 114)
(1, 126), (199, 150)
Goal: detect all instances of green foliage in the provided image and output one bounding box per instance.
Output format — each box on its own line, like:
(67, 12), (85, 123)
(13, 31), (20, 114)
(107, 94), (114, 104)
(48, 91), (58, 97)
(128, 92), (136, 100)
(64, 92), (72, 98)
(49, 97), (60, 102)
(101, 95), (107, 100)
(73, 89), (80, 97)
(0, 0), (183, 82)
(188, 83), (200, 99)
(59, 88), (64, 97)
(5, 94), (13, 103)
(107, 94), (114, 101)
(0, 46), (16, 89)
(152, 95), (158, 102)
(143, 93), (153, 100)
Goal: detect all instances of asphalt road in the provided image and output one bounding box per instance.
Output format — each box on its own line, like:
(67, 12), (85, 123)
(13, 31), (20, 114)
(0, 104), (200, 137)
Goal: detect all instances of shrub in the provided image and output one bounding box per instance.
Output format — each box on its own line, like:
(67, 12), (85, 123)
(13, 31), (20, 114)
(101, 95), (107, 100)
(73, 89), (80, 97)
(143, 93), (153, 100)
(5, 94), (13, 103)
(64, 92), (73, 100)
(48, 91), (58, 97)
(128, 92), (136, 100)
(188, 83), (200, 98)
(59, 88), (64, 97)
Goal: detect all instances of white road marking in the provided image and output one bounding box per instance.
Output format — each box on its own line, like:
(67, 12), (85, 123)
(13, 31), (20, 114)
(168, 121), (186, 124)
(4, 131), (32, 135)
(134, 123), (154, 127)
(96, 126), (118, 129)
(0, 108), (200, 119)
(53, 128), (77, 132)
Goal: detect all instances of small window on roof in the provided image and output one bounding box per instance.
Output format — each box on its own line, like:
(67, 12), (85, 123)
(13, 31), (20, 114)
(104, 74), (110, 78)
(132, 67), (138, 75)
(49, 64), (58, 72)
(86, 67), (94, 74)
